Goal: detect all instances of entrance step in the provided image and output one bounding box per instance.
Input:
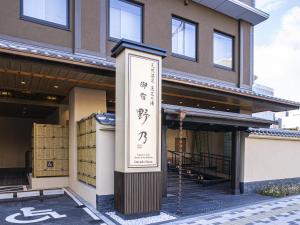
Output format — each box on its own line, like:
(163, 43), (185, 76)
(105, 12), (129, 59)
(0, 188), (64, 201)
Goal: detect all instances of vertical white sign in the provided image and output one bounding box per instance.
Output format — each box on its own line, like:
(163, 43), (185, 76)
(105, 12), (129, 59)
(128, 54), (159, 168)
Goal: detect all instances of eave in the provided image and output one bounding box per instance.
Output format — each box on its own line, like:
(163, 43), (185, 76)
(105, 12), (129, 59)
(163, 104), (273, 129)
(0, 38), (298, 113)
(192, 0), (269, 25)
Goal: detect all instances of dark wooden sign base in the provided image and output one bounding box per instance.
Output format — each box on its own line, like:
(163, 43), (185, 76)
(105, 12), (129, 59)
(114, 171), (161, 218)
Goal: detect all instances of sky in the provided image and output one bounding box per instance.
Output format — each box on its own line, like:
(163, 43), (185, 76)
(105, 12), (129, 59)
(254, 0), (300, 102)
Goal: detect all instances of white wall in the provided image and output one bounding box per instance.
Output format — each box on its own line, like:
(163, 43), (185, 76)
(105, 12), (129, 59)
(243, 135), (300, 182)
(69, 87), (106, 207)
(96, 124), (115, 196)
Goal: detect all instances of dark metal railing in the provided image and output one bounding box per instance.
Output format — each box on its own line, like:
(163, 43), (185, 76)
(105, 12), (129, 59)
(168, 150), (231, 179)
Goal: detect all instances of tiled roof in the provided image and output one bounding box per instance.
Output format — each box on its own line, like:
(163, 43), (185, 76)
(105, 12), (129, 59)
(163, 70), (300, 107)
(95, 113), (115, 126)
(0, 38), (115, 69)
(248, 128), (300, 138)
(0, 38), (299, 108)
(163, 104), (273, 128)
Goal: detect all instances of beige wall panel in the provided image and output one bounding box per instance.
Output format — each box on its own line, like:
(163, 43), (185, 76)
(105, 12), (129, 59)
(96, 124), (115, 196)
(107, 0), (239, 85)
(59, 105), (69, 126)
(29, 174), (69, 189)
(166, 129), (190, 152)
(81, 0), (101, 53)
(166, 129), (224, 156)
(0, 117), (35, 168)
(0, 0), (73, 49)
(69, 87), (106, 207)
(243, 135), (300, 182)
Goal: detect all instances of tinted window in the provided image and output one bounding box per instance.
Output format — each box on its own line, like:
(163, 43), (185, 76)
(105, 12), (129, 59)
(21, 0), (68, 28)
(109, 0), (142, 42)
(214, 32), (234, 69)
(172, 17), (197, 60)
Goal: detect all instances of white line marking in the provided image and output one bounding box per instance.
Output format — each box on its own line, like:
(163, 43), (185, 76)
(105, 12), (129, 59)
(83, 207), (100, 221)
(63, 188), (101, 221)
(62, 188), (83, 206)
(43, 189), (64, 196)
(17, 191), (40, 198)
(0, 193), (14, 200)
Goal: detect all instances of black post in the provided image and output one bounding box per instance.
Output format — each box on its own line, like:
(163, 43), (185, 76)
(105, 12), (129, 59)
(161, 113), (168, 198)
(231, 130), (241, 195)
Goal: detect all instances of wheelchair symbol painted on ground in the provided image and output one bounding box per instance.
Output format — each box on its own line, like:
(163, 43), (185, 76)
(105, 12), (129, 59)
(5, 207), (66, 224)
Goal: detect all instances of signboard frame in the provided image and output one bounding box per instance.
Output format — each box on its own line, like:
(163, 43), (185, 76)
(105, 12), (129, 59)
(127, 53), (161, 169)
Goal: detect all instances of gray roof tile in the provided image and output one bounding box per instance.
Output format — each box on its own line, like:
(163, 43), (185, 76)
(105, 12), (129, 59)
(248, 128), (300, 138)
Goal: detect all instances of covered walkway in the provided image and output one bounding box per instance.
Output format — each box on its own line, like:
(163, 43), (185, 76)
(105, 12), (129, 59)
(162, 169), (271, 216)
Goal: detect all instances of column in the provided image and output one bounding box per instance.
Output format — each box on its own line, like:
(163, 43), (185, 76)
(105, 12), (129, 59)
(111, 40), (167, 217)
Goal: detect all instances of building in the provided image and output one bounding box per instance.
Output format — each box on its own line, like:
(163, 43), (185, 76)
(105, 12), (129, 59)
(252, 83), (276, 121)
(277, 110), (300, 130)
(0, 0), (300, 218)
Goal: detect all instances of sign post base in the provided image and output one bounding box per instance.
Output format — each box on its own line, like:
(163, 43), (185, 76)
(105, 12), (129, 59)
(114, 171), (161, 217)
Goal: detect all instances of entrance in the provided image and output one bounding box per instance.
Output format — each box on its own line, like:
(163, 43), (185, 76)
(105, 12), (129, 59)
(163, 128), (235, 216)
(0, 100), (61, 187)
(168, 130), (232, 186)
(161, 104), (273, 216)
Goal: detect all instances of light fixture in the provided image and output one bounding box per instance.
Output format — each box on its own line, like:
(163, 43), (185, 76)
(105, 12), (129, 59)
(0, 91), (12, 96)
(21, 81), (26, 85)
(54, 85), (59, 89)
(47, 96), (57, 101)
(212, 106), (216, 109)
(226, 108), (230, 111)
(179, 101), (183, 105)
(197, 104), (200, 107)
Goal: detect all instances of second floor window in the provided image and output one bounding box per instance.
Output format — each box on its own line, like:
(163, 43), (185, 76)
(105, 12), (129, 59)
(213, 31), (234, 70)
(21, 0), (69, 29)
(109, 0), (142, 42)
(172, 17), (197, 60)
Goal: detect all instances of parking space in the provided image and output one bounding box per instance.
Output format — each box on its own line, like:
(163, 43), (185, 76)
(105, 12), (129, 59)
(0, 194), (106, 225)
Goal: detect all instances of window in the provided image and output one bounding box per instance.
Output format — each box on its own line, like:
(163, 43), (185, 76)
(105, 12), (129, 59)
(172, 17), (197, 60)
(213, 31), (234, 70)
(109, 0), (143, 42)
(21, 0), (69, 29)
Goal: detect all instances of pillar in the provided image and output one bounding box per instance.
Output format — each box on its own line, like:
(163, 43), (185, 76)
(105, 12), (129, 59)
(231, 130), (241, 194)
(161, 118), (168, 197)
(111, 40), (167, 217)
(68, 87), (106, 206)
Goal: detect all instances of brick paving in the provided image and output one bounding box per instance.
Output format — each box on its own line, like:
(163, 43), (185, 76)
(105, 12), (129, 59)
(162, 171), (271, 217)
(164, 195), (300, 225)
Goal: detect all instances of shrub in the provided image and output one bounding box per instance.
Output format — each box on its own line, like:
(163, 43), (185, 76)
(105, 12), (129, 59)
(258, 183), (300, 198)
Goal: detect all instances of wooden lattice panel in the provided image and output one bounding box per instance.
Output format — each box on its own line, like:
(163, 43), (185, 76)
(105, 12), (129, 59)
(77, 115), (96, 187)
(32, 123), (69, 177)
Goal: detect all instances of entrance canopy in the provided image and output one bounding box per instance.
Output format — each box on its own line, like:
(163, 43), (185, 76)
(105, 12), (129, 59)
(163, 104), (274, 131)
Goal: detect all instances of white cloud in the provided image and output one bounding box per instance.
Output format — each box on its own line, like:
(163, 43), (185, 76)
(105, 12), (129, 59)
(255, 0), (285, 12)
(255, 6), (300, 102)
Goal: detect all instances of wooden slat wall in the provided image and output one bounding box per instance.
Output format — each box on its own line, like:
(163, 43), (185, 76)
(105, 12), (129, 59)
(114, 171), (161, 215)
(77, 115), (96, 187)
(32, 123), (69, 177)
